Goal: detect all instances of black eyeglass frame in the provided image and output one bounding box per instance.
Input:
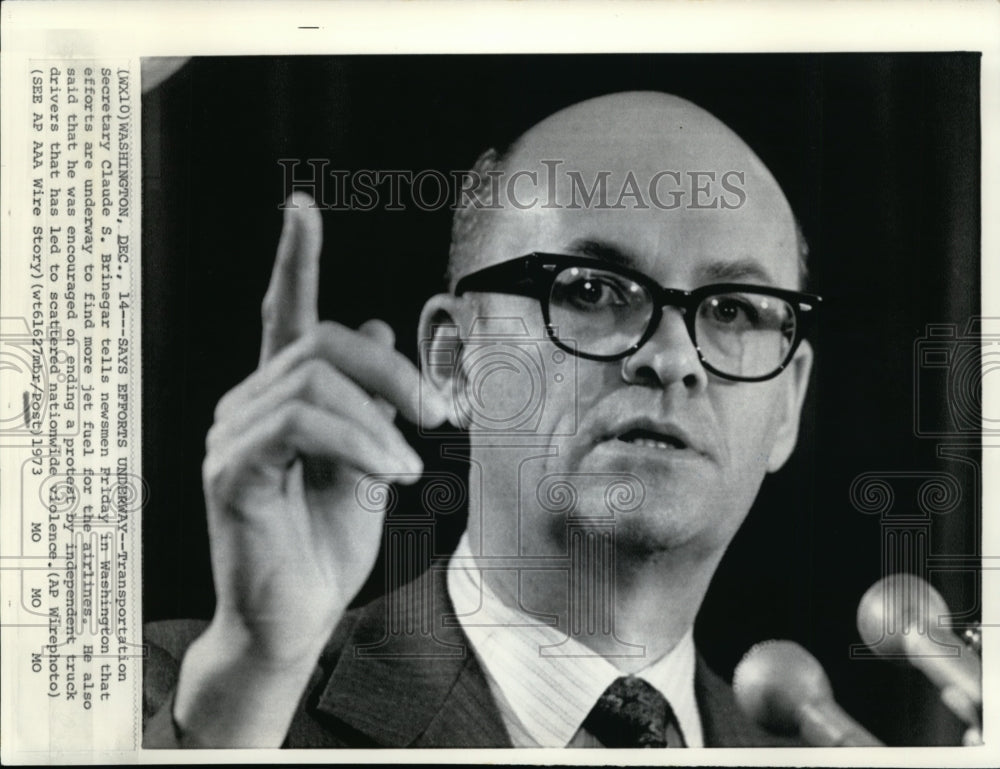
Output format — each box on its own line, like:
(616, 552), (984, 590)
(454, 252), (822, 382)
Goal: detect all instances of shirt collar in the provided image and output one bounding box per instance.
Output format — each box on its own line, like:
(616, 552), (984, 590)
(447, 533), (703, 747)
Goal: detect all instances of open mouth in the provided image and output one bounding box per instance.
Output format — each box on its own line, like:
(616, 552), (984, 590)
(616, 428), (687, 451)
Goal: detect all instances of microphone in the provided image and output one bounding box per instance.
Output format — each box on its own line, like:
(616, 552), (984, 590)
(856, 574), (982, 714)
(733, 640), (883, 746)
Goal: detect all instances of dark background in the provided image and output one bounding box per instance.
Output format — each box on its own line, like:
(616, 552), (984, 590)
(141, 54), (981, 746)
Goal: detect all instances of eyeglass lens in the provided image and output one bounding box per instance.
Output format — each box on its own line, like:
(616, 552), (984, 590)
(548, 266), (797, 378)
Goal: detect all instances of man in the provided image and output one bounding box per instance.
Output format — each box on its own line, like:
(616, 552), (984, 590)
(144, 90), (817, 748)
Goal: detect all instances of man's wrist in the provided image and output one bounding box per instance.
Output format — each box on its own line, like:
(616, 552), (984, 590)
(172, 618), (326, 747)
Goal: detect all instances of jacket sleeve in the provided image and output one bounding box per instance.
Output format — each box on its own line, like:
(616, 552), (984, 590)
(142, 619), (208, 748)
(140, 611), (364, 748)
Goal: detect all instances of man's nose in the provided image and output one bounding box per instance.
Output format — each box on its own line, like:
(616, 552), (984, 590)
(619, 308), (708, 390)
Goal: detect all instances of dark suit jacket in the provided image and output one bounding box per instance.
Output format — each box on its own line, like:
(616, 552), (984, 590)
(144, 565), (794, 748)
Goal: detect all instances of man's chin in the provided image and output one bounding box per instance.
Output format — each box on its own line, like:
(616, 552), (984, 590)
(539, 488), (706, 557)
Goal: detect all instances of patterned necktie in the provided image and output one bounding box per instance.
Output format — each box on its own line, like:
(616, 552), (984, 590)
(582, 676), (685, 748)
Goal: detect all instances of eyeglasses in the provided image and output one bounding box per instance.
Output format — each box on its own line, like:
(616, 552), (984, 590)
(454, 252), (821, 382)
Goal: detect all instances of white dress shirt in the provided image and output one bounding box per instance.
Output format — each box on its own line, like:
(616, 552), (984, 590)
(446, 533), (704, 747)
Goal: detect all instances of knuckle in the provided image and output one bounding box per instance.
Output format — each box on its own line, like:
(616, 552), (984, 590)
(315, 319), (343, 341)
(301, 322), (334, 357)
(296, 358), (329, 403)
(280, 401), (309, 434)
(213, 392), (233, 422)
(260, 293), (277, 324)
(213, 375), (255, 423)
(202, 455), (225, 495)
(301, 356), (328, 385)
(367, 319), (395, 346)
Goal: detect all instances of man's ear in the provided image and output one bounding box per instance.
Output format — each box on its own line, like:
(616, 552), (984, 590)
(766, 339), (814, 473)
(417, 293), (466, 428)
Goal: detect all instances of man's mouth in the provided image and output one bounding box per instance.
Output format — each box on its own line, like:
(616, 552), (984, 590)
(615, 428), (687, 451)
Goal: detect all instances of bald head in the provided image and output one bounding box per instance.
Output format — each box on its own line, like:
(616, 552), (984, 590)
(509, 91), (769, 180)
(448, 91), (806, 290)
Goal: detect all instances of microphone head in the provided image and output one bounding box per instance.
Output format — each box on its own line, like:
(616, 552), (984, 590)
(732, 640), (833, 735)
(856, 573), (950, 655)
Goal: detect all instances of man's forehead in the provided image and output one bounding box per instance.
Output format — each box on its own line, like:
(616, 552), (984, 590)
(477, 92), (800, 288)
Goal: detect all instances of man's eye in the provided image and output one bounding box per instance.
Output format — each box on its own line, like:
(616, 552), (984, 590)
(704, 295), (758, 326)
(565, 278), (627, 309)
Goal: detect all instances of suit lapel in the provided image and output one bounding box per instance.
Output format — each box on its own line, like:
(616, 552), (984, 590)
(310, 565), (791, 748)
(313, 564), (510, 747)
(412, 652), (512, 748)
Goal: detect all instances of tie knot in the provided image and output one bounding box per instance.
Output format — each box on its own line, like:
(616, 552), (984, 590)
(583, 676), (682, 748)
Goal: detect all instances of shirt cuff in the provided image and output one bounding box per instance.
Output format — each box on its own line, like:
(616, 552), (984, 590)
(143, 688), (185, 748)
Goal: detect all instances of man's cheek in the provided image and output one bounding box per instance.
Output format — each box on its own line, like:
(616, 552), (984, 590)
(459, 362), (542, 433)
(718, 394), (784, 469)
(539, 365), (602, 437)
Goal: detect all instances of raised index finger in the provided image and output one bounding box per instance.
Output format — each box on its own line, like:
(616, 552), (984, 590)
(259, 192), (323, 364)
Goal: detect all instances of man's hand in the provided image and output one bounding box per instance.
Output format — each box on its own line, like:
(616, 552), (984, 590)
(170, 193), (449, 746)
